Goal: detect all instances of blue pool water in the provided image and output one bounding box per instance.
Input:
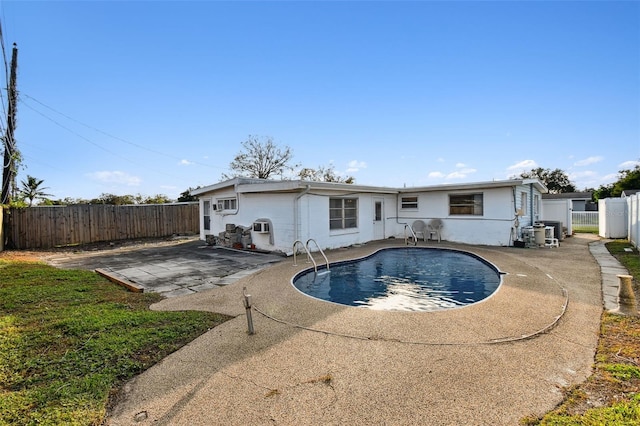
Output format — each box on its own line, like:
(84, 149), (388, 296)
(293, 247), (502, 312)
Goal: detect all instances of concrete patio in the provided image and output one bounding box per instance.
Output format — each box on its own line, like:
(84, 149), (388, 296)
(96, 233), (628, 425)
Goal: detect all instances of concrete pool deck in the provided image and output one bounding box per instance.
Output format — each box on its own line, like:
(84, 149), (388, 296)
(106, 233), (623, 425)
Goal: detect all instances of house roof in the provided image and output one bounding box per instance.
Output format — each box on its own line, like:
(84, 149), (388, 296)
(399, 179), (548, 194)
(621, 189), (640, 197)
(191, 177), (548, 196)
(190, 178), (397, 196)
(541, 191), (592, 200)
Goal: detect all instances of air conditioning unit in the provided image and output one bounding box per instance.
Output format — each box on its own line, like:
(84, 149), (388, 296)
(252, 221), (270, 233)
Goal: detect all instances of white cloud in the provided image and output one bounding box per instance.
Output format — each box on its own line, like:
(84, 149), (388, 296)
(428, 171), (445, 179)
(455, 163), (467, 168)
(446, 167), (477, 180)
(446, 171), (467, 179)
(601, 173), (620, 184)
(507, 159), (538, 172)
(437, 157), (445, 163)
(569, 170), (597, 179)
(574, 156), (603, 167)
(87, 171), (141, 186)
(179, 159), (193, 166)
(619, 160), (640, 169)
(346, 160), (367, 173)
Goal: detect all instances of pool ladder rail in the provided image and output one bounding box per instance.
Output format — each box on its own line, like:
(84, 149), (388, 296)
(404, 224), (418, 246)
(292, 239), (330, 274)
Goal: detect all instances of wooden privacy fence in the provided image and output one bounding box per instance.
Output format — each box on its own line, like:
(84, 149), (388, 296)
(9, 203), (199, 249)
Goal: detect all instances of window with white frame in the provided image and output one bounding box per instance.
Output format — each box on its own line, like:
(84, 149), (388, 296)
(520, 192), (527, 216)
(329, 198), (358, 230)
(401, 196), (418, 209)
(216, 197), (237, 211)
(449, 193), (484, 215)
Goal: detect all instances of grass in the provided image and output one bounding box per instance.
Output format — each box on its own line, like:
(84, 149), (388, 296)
(522, 240), (640, 425)
(0, 259), (232, 426)
(571, 227), (599, 234)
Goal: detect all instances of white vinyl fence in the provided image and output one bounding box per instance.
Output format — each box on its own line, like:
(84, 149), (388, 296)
(571, 211), (599, 232)
(628, 193), (639, 249)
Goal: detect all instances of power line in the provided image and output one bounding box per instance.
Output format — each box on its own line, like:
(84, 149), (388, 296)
(18, 100), (192, 183)
(20, 93), (227, 171)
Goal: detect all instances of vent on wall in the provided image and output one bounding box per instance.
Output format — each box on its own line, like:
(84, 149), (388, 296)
(253, 221), (270, 233)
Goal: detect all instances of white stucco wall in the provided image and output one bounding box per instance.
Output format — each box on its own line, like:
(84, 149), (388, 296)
(390, 187), (523, 246)
(200, 190), (397, 253)
(196, 180), (544, 251)
(542, 199), (572, 236)
(297, 192), (395, 253)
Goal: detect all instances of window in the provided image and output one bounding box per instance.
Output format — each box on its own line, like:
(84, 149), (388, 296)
(401, 196), (418, 209)
(217, 198), (237, 211)
(374, 201), (382, 221)
(534, 194), (540, 217)
(520, 192), (527, 216)
(449, 193), (483, 215)
(330, 198), (358, 230)
(203, 200), (211, 230)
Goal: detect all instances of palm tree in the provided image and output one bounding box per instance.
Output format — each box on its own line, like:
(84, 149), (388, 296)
(19, 175), (52, 206)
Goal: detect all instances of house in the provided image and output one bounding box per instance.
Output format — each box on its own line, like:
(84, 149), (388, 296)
(191, 178), (548, 254)
(542, 191), (595, 211)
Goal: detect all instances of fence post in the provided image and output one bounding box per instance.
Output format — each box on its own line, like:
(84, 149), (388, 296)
(613, 275), (638, 316)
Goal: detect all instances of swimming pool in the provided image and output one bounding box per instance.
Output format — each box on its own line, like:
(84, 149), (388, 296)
(292, 247), (502, 312)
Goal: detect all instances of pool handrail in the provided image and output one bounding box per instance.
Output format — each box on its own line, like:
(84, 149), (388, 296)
(306, 239), (330, 273)
(404, 224), (418, 246)
(292, 240), (314, 269)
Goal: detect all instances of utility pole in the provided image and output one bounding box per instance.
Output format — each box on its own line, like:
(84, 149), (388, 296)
(1, 43), (18, 205)
(1, 43), (17, 248)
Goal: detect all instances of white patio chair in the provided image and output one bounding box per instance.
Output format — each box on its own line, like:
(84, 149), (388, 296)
(411, 220), (427, 242)
(427, 219), (443, 242)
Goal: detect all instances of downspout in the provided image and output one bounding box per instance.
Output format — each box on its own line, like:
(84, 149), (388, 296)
(530, 183), (534, 226)
(511, 187), (518, 245)
(395, 191), (406, 226)
(294, 185), (311, 242)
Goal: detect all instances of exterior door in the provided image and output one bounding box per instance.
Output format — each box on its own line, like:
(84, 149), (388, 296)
(373, 198), (385, 240)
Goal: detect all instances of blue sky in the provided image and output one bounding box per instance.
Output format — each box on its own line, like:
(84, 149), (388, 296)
(1, 1), (638, 200)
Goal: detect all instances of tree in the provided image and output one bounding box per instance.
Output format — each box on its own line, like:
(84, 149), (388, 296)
(515, 167), (576, 194)
(141, 194), (173, 204)
(19, 175), (52, 206)
(297, 165), (355, 184)
(594, 165), (640, 200)
(223, 135), (298, 180)
(88, 193), (174, 205)
(178, 187), (200, 202)
(90, 193), (136, 205)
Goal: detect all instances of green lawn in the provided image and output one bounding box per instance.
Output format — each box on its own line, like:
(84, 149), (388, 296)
(0, 259), (232, 425)
(522, 240), (640, 425)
